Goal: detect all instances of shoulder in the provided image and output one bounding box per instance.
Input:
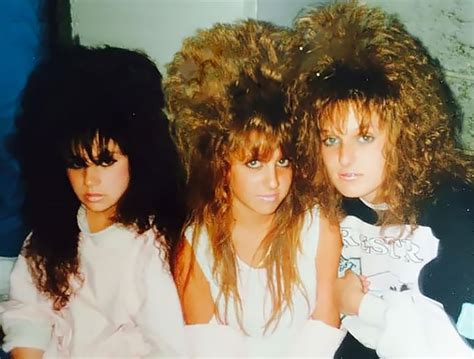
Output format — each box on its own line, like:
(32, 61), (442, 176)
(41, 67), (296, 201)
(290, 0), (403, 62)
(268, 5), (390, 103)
(300, 206), (321, 254)
(419, 179), (473, 249)
(177, 224), (214, 283)
(425, 180), (473, 214)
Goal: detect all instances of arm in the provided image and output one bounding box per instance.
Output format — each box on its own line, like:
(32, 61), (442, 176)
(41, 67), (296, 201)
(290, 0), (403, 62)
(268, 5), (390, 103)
(289, 211), (346, 357)
(343, 291), (473, 357)
(133, 238), (186, 357)
(338, 255), (473, 356)
(173, 240), (214, 324)
(1, 255), (52, 354)
(311, 213), (342, 327)
(420, 181), (473, 347)
(338, 265), (472, 356)
(10, 348), (44, 359)
(172, 239), (248, 357)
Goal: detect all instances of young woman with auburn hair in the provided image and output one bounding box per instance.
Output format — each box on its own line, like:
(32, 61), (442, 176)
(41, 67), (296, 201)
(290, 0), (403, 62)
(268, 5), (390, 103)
(290, 2), (473, 357)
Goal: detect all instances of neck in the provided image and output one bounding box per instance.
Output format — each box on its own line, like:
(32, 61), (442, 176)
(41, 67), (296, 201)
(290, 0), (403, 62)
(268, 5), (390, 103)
(86, 209), (114, 233)
(231, 201), (275, 229)
(231, 204), (275, 267)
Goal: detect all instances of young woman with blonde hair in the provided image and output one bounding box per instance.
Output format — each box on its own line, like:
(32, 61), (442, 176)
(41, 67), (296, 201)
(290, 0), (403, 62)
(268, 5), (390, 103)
(165, 19), (351, 357)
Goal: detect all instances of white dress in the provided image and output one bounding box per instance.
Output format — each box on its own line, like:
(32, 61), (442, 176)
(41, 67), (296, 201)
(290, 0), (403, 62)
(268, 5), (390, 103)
(185, 206), (346, 357)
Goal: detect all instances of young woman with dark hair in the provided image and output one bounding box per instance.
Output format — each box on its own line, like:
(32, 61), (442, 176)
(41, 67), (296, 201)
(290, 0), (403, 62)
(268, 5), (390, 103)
(0, 45), (186, 357)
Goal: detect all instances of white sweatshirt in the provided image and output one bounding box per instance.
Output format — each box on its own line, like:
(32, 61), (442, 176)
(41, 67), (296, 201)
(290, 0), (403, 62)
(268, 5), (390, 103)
(338, 195), (473, 358)
(0, 206), (186, 357)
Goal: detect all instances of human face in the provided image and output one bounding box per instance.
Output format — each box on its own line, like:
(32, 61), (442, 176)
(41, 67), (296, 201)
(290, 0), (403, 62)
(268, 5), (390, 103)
(320, 105), (387, 203)
(229, 148), (292, 221)
(66, 140), (130, 231)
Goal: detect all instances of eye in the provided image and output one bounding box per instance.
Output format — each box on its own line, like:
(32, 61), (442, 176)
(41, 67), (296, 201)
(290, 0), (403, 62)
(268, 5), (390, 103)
(66, 158), (87, 169)
(322, 136), (340, 146)
(358, 135), (375, 143)
(98, 158), (117, 167)
(246, 159), (262, 169)
(97, 153), (118, 167)
(277, 158), (290, 167)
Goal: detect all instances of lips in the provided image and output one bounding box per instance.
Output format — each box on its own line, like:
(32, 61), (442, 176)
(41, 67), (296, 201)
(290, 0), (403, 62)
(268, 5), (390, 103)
(338, 172), (362, 180)
(257, 194), (279, 202)
(84, 193), (104, 202)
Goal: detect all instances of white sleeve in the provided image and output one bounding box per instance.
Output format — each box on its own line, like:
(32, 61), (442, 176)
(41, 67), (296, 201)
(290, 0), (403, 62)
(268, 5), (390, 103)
(288, 319), (346, 357)
(184, 323), (248, 357)
(0, 255), (53, 352)
(344, 292), (473, 358)
(133, 245), (187, 357)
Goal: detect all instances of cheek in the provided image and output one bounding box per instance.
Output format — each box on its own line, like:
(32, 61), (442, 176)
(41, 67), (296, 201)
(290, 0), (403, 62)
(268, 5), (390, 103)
(320, 149), (338, 176)
(278, 169), (293, 196)
(110, 162), (131, 191)
(66, 170), (80, 189)
(320, 147), (333, 165)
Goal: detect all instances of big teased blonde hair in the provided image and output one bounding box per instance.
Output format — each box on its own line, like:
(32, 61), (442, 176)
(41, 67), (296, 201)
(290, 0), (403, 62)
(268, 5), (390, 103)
(165, 20), (315, 332)
(288, 1), (472, 226)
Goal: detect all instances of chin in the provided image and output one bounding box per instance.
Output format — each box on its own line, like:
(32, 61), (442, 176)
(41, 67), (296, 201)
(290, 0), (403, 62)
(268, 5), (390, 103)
(335, 187), (365, 199)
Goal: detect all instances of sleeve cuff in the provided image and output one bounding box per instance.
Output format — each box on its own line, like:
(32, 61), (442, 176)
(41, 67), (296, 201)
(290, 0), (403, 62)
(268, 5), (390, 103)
(290, 320), (347, 357)
(358, 293), (387, 328)
(184, 323), (247, 357)
(2, 320), (52, 352)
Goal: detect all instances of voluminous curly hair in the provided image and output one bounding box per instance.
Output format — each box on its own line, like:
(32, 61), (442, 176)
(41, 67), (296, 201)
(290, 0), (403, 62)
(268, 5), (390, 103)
(15, 45), (185, 310)
(165, 19), (297, 176)
(166, 20), (315, 332)
(289, 1), (472, 226)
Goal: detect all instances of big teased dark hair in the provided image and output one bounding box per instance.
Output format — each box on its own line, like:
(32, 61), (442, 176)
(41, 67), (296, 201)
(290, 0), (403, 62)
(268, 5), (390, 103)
(15, 45), (185, 309)
(289, 1), (472, 225)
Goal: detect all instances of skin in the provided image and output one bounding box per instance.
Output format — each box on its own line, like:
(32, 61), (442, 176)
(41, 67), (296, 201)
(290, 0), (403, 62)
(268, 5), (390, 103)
(66, 140), (130, 232)
(11, 140), (131, 358)
(320, 104), (380, 314)
(312, 214), (343, 327)
(320, 105), (387, 204)
(175, 145), (343, 329)
(10, 348), (43, 359)
(229, 148), (292, 265)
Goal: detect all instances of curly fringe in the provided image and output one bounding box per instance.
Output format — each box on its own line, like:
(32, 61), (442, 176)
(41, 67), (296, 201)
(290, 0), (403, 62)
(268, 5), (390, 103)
(288, 1), (473, 226)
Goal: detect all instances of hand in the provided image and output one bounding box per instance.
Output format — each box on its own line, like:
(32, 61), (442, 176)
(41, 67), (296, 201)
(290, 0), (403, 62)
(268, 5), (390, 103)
(336, 270), (370, 316)
(360, 275), (371, 293)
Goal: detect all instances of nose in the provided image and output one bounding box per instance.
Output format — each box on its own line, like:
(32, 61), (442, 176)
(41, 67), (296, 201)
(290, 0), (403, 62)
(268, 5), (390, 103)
(84, 166), (100, 187)
(338, 142), (355, 167)
(267, 165), (280, 189)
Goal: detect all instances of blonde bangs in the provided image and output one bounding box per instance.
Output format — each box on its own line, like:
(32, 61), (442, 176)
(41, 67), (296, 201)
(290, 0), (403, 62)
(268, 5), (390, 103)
(228, 120), (292, 163)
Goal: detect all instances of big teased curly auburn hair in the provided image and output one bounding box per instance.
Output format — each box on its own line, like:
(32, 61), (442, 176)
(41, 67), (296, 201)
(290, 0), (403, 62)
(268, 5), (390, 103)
(15, 46), (185, 310)
(288, 1), (472, 226)
(165, 20), (315, 332)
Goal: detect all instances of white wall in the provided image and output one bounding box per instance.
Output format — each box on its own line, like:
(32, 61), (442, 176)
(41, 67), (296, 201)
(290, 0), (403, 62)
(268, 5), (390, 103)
(70, 0), (320, 70)
(70, 0), (473, 149)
